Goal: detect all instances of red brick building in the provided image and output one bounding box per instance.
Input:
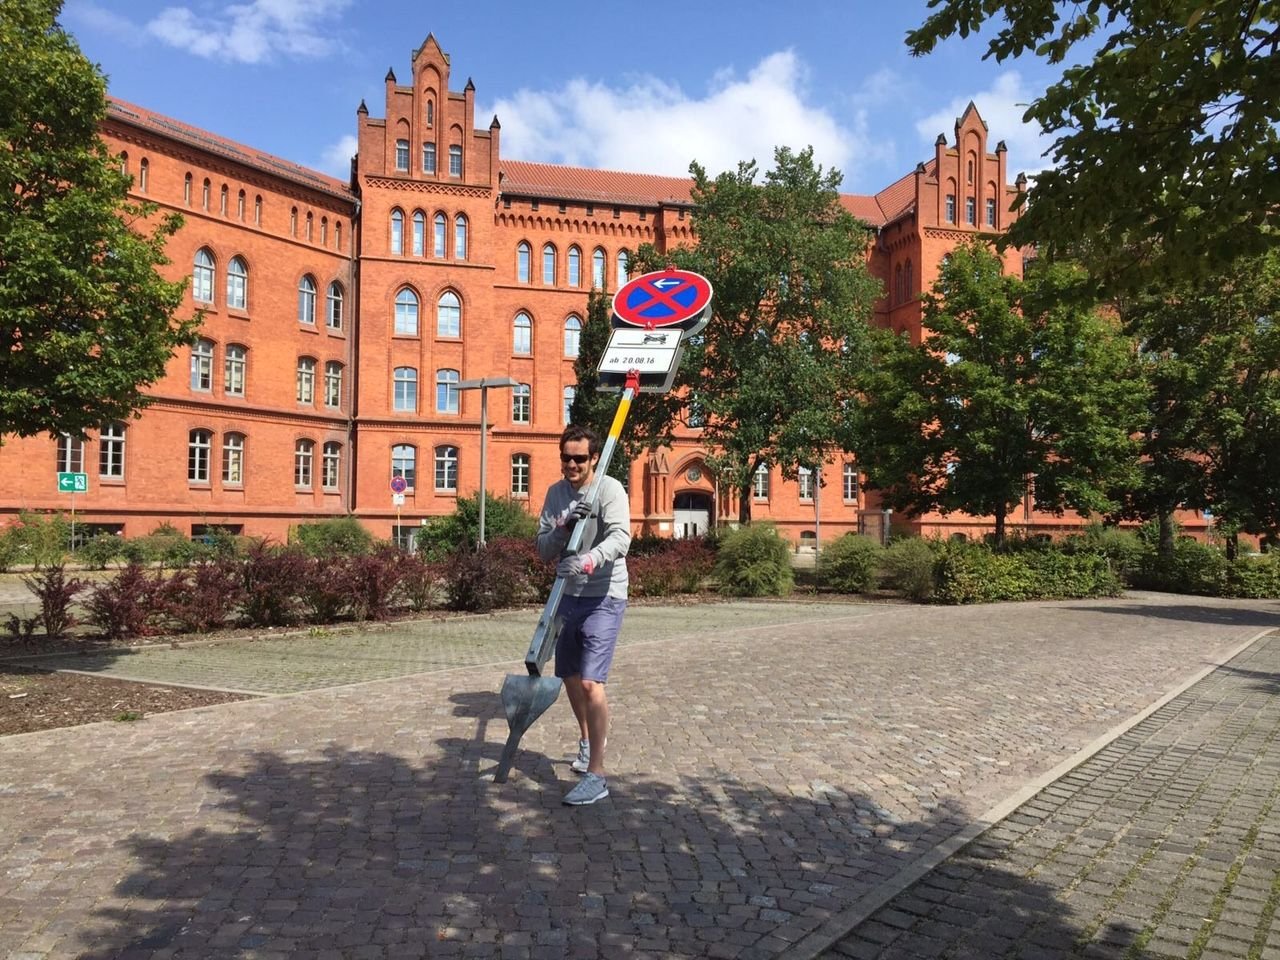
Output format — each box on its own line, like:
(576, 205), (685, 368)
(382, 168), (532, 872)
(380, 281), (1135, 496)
(1, 34), (1118, 547)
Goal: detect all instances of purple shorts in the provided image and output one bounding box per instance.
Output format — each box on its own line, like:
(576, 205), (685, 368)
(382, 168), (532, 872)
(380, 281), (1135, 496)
(554, 595), (627, 683)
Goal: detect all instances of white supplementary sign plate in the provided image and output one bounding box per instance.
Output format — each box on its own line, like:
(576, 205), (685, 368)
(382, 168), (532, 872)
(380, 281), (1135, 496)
(599, 328), (681, 374)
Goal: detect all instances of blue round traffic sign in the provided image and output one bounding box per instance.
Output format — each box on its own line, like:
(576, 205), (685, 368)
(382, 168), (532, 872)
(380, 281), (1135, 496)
(612, 269), (713, 332)
(390, 476), (408, 494)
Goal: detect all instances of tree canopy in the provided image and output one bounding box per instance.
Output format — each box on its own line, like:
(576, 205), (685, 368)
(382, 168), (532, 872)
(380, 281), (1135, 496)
(623, 146), (882, 522)
(0, 0), (194, 441)
(907, 0), (1280, 291)
(853, 241), (1147, 545)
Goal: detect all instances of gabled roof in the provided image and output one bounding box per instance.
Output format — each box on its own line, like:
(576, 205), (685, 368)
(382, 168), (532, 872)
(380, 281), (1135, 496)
(106, 96), (354, 201)
(499, 160), (695, 208)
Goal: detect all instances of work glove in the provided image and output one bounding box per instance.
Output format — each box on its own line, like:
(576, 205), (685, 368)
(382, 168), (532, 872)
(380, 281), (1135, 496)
(556, 553), (596, 578)
(556, 498), (592, 528)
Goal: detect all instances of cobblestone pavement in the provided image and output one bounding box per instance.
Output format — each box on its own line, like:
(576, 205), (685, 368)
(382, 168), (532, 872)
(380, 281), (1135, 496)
(9, 602), (886, 693)
(1, 593), (1278, 959)
(816, 629), (1280, 960)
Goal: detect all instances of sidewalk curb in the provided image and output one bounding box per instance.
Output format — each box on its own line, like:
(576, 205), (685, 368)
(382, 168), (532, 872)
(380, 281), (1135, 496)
(780, 626), (1276, 960)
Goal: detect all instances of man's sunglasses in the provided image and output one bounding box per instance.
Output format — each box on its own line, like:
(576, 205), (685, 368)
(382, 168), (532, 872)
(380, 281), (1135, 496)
(560, 453), (591, 464)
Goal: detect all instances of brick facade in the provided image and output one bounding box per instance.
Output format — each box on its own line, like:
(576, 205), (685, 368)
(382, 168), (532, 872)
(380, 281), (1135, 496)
(0, 34), (1200, 547)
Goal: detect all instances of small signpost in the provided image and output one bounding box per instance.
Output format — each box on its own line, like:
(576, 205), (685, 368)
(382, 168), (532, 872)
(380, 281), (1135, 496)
(390, 476), (408, 539)
(57, 472), (88, 551)
(494, 267), (714, 782)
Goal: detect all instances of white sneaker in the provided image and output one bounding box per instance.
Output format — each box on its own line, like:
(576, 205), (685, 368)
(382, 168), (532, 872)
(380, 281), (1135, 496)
(563, 772), (609, 805)
(570, 738), (590, 774)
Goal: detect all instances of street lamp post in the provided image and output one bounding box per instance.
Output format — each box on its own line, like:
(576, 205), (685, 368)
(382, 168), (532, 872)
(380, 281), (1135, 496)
(459, 376), (519, 548)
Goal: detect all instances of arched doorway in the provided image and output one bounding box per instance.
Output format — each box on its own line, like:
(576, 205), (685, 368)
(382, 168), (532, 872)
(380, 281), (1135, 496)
(673, 491), (713, 538)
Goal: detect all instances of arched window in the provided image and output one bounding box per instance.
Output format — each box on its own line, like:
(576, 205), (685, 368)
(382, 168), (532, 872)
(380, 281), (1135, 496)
(188, 429), (212, 482)
(236, 189), (245, 220)
(394, 288), (419, 335)
(517, 242), (531, 283)
(226, 256), (247, 310)
(434, 445), (458, 491)
(512, 383), (531, 424)
(753, 463), (770, 499)
(119, 151), (128, 176)
(904, 260), (913, 300)
(296, 356), (316, 403)
(563, 386), (576, 425)
(592, 248), (606, 289)
(437, 291), (461, 337)
(190, 338), (214, 391)
(192, 248), (214, 303)
(322, 442), (341, 489)
(324, 361), (343, 408)
(220, 184), (228, 216)
(542, 244), (556, 285)
(99, 421), (126, 478)
(183, 172), (192, 206)
(454, 214), (468, 260)
(391, 444), (416, 490)
(617, 250), (629, 285)
(222, 433), (245, 485)
(326, 282), (344, 329)
(297, 275), (317, 324)
(395, 139), (409, 171)
(433, 213), (447, 258)
(254, 195), (262, 225)
(422, 142), (436, 174)
(513, 312), (532, 355)
(390, 209), (404, 254)
(411, 211), (425, 256)
(224, 343), (246, 396)
(334, 220), (341, 248)
(894, 264), (903, 304)
(294, 439), (314, 488)
(393, 366), (418, 411)
(202, 178), (211, 210)
(511, 453), (530, 496)
(139, 158), (149, 193)
(567, 246), (582, 287)
(564, 315), (582, 357)
(436, 369), (459, 413)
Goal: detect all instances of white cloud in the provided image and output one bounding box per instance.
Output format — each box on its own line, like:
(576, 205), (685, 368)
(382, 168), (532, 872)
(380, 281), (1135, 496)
(317, 134), (358, 178)
(145, 0), (352, 64)
(914, 71), (1054, 179)
(482, 50), (870, 181)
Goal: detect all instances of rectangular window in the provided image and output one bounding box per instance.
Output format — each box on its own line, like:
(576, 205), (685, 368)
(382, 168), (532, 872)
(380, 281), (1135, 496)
(753, 465), (769, 500)
(965, 197), (976, 225)
(99, 424), (125, 478)
(511, 455), (530, 496)
(985, 198), (997, 226)
(188, 432), (211, 483)
(422, 142), (436, 174)
(395, 140), (409, 171)
(325, 362), (342, 408)
(296, 359), (315, 404)
(448, 145), (462, 177)
(57, 435), (84, 473)
(436, 370), (459, 413)
(512, 385), (531, 424)
(843, 463), (859, 502)
(798, 467), (814, 501)
(222, 435), (244, 485)
(945, 194), (956, 223)
(322, 443), (341, 489)
(224, 345), (246, 396)
(294, 441), (313, 488)
(190, 342), (213, 391)
(435, 447), (458, 492)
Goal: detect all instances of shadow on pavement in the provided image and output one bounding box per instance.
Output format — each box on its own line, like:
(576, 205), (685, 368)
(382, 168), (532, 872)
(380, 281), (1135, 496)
(69, 691), (1124, 960)
(1065, 598), (1280, 629)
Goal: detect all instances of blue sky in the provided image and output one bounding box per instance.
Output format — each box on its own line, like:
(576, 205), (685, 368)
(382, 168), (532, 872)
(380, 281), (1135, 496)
(62, 0), (1059, 195)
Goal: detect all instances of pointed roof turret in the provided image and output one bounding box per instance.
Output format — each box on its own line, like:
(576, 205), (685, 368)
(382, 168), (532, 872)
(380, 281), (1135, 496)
(490, 115), (501, 130)
(465, 77), (475, 92)
(956, 101), (988, 132)
(385, 67), (396, 83)
(357, 99), (368, 116)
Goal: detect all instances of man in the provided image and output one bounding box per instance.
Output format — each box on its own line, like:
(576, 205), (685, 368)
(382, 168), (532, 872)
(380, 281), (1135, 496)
(536, 423), (631, 806)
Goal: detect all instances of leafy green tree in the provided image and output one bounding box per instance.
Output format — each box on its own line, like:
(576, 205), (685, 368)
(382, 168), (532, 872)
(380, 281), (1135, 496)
(1115, 250), (1280, 556)
(853, 242), (1147, 546)
(620, 146), (881, 522)
(907, 0), (1280, 291)
(0, 0), (194, 441)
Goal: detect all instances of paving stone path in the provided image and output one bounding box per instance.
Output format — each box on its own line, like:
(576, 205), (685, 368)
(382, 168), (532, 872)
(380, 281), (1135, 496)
(817, 629), (1280, 960)
(0, 593), (1277, 959)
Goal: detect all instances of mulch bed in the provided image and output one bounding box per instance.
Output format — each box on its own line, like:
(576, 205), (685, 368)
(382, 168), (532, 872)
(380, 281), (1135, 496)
(0, 665), (255, 737)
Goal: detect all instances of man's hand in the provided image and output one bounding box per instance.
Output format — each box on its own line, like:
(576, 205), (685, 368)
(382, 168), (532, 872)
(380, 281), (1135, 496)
(556, 553), (596, 578)
(557, 499), (592, 528)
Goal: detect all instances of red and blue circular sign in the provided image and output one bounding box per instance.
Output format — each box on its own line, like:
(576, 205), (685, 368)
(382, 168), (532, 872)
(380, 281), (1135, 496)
(612, 269), (713, 333)
(390, 476), (408, 494)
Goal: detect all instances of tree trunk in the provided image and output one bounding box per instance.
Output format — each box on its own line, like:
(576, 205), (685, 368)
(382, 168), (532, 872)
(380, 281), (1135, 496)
(737, 482), (753, 524)
(1158, 512), (1175, 558)
(993, 503), (1006, 548)
(1225, 532), (1238, 561)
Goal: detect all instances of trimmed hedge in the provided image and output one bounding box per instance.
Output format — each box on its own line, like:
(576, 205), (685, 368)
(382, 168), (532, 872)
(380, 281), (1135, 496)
(714, 523), (793, 597)
(819, 534), (882, 594)
(932, 541), (1123, 604)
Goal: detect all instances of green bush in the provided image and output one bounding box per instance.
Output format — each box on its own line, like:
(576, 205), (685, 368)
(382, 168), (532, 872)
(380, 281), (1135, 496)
(0, 522), (23, 572)
(417, 494), (537, 561)
(130, 522), (206, 569)
(1222, 554), (1280, 598)
(714, 523), (793, 597)
(1131, 537), (1227, 594)
(934, 540), (1123, 604)
(7, 511), (69, 569)
(78, 533), (124, 570)
(1063, 524), (1147, 577)
(819, 534), (882, 594)
(290, 516), (374, 557)
(882, 537), (938, 600)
